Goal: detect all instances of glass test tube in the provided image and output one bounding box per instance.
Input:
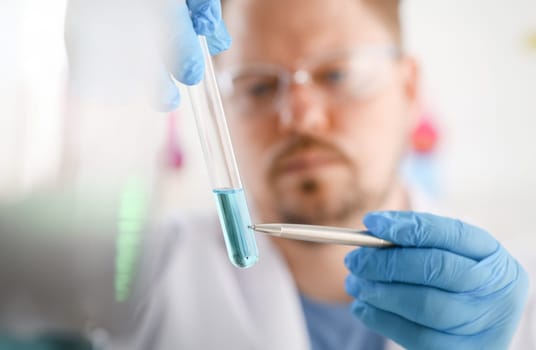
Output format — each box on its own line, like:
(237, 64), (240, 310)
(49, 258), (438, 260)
(187, 36), (259, 269)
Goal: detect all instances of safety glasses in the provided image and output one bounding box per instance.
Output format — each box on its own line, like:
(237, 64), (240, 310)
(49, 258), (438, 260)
(218, 45), (402, 118)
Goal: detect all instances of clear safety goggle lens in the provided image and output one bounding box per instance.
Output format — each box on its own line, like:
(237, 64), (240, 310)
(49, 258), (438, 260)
(218, 46), (401, 118)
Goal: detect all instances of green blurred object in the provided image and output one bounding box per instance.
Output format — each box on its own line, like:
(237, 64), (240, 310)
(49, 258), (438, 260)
(0, 333), (93, 350)
(115, 177), (148, 302)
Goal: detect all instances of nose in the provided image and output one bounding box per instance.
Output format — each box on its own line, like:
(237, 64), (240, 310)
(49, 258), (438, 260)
(278, 83), (331, 134)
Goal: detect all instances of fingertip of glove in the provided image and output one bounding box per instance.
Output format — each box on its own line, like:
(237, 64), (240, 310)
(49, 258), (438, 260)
(344, 274), (353, 293)
(191, 1), (220, 35)
(176, 58), (204, 85)
(207, 22), (232, 55)
(350, 300), (367, 317)
(344, 249), (359, 269)
(363, 212), (390, 234)
(345, 274), (362, 297)
(193, 14), (216, 35)
(208, 36), (232, 55)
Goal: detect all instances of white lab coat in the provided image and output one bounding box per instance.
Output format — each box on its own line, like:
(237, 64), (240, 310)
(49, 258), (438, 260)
(119, 209), (535, 350)
(121, 213), (386, 350)
(111, 190), (415, 349)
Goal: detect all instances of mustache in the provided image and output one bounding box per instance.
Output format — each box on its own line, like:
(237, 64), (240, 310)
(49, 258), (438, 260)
(268, 135), (352, 179)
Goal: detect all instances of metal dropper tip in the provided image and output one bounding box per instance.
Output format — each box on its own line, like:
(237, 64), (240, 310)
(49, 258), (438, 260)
(249, 225), (256, 230)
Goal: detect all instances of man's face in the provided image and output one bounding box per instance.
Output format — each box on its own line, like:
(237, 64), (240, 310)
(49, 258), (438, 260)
(219, 0), (418, 226)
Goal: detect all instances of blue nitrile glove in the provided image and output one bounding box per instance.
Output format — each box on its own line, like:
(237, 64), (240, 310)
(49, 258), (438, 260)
(344, 211), (530, 350)
(158, 0), (232, 111)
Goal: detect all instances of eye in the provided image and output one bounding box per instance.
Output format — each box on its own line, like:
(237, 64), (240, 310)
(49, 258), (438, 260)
(316, 68), (350, 86)
(232, 74), (279, 101)
(247, 81), (277, 98)
(325, 70), (347, 82)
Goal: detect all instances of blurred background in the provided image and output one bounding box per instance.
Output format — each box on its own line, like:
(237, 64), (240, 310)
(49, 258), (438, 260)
(1, 0), (535, 253)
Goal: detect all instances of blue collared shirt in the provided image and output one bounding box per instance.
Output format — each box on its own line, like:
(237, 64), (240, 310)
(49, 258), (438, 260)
(300, 295), (385, 350)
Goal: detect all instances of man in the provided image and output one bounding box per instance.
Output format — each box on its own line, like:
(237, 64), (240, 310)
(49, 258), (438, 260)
(0, 0), (530, 349)
(142, 0), (530, 349)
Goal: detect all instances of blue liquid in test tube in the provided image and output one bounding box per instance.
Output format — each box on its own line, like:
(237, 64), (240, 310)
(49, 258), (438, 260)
(187, 36), (259, 268)
(213, 188), (258, 268)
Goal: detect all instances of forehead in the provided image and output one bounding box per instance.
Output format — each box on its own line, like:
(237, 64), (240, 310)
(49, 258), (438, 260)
(221, 0), (393, 67)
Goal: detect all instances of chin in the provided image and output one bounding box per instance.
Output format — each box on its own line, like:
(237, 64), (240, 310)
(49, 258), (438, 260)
(273, 172), (360, 225)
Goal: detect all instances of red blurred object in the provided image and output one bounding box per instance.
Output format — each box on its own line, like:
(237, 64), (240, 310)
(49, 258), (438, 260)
(164, 111), (184, 169)
(412, 116), (439, 154)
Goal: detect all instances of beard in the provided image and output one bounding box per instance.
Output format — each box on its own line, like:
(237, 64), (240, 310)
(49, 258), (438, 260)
(272, 170), (378, 226)
(267, 135), (390, 226)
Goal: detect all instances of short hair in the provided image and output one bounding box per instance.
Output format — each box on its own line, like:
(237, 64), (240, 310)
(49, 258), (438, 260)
(362, 0), (402, 45)
(221, 0), (402, 45)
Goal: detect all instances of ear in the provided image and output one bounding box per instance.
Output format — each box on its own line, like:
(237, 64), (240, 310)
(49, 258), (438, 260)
(400, 56), (421, 130)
